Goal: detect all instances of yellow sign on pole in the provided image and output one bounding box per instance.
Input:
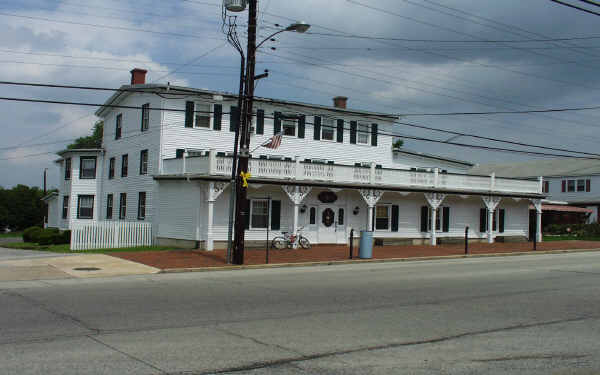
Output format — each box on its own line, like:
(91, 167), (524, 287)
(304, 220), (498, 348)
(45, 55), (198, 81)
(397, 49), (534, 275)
(240, 171), (251, 188)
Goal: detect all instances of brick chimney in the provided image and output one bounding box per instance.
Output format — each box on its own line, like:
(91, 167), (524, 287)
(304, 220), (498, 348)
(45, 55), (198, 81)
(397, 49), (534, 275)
(130, 68), (148, 85)
(333, 96), (348, 109)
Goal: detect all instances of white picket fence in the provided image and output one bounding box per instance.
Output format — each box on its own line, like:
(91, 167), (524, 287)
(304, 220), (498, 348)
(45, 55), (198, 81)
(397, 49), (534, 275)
(70, 221), (153, 251)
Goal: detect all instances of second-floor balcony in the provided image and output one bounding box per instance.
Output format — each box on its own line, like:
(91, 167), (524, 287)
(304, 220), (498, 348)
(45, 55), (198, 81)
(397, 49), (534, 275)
(159, 150), (543, 197)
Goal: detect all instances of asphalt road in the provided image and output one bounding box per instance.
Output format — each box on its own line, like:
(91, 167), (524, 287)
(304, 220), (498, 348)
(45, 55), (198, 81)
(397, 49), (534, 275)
(1, 252), (600, 375)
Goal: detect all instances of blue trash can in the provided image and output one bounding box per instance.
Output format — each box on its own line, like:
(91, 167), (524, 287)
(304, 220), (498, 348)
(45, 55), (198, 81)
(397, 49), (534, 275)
(359, 230), (373, 259)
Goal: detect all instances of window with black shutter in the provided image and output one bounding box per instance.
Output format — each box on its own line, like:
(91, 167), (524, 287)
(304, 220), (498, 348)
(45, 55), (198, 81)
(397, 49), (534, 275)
(420, 206), (428, 232)
(298, 115), (305, 138)
(121, 154), (128, 177)
(213, 104), (222, 130)
(230, 106), (239, 132)
(309, 207), (316, 225)
(442, 207), (450, 232)
(499, 209), (505, 233)
(480, 208), (487, 232)
(185, 101), (194, 128)
(274, 112), (282, 134)
(271, 200), (281, 230)
(256, 109), (264, 134)
(337, 119), (344, 143)
(175, 149), (185, 159)
(115, 114), (122, 139)
(338, 208), (345, 226)
(350, 121), (357, 144)
(391, 205), (399, 232)
(371, 123), (378, 146)
(313, 116), (321, 140)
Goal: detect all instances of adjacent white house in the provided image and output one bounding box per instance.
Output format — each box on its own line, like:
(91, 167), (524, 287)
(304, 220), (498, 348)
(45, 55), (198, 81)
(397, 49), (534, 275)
(46, 68), (546, 249)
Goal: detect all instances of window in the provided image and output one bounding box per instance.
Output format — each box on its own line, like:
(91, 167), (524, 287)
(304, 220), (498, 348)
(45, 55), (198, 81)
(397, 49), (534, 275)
(108, 157), (115, 179)
(106, 194), (113, 220)
(250, 200), (269, 229)
(375, 205), (390, 230)
(357, 122), (370, 144)
(195, 102), (211, 128)
(62, 196), (69, 219)
(309, 207), (316, 225)
(141, 103), (150, 131)
(322, 117), (335, 141)
(64, 158), (71, 180)
(577, 179), (586, 192)
(121, 154), (128, 177)
(138, 192), (146, 220)
(338, 208), (344, 226)
(119, 193), (127, 220)
(543, 181), (549, 193)
(115, 114), (122, 139)
(79, 157), (97, 179)
(77, 195), (94, 219)
(568, 179), (575, 192)
(427, 208), (441, 231)
(282, 118), (297, 136)
(139, 150), (148, 175)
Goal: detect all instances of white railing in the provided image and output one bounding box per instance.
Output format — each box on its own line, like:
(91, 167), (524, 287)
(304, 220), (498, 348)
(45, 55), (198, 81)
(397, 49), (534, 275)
(159, 151), (541, 195)
(70, 221), (152, 251)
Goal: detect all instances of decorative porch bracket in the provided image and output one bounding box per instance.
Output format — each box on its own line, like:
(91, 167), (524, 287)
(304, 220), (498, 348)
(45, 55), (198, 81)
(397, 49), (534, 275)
(205, 182), (229, 251)
(482, 195), (501, 244)
(360, 189), (384, 231)
(425, 193), (446, 246)
(530, 198), (542, 243)
(283, 185), (312, 248)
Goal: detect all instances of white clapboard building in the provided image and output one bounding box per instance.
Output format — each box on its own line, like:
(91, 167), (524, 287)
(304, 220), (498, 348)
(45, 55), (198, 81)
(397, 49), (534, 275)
(46, 68), (546, 249)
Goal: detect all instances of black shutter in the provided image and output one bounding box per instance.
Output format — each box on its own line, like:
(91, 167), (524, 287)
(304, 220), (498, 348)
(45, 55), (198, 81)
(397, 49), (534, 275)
(337, 119), (344, 143)
(480, 208), (487, 232)
(350, 121), (357, 144)
(420, 206), (428, 232)
(314, 116), (321, 140)
(271, 200), (281, 230)
(371, 123), (378, 146)
(176, 149), (185, 159)
(391, 205), (399, 232)
(213, 104), (222, 130)
(274, 112), (281, 134)
(244, 199), (250, 230)
(229, 106), (239, 132)
(499, 209), (505, 233)
(298, 115), (306, 139)
(256, 109), (264, 135)
(185, 101), (194, 128)
(443, 207), (450, 233)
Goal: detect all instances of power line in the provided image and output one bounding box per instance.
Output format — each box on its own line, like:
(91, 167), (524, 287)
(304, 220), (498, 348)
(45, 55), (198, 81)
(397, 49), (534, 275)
(550, 0), (600, 15)
(578, 0), (600, 7)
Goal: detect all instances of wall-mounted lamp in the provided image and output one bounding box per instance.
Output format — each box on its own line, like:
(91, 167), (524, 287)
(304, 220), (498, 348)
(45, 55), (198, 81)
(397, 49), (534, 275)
(353, 206), (360, 215)
(300, 204), (307, 213)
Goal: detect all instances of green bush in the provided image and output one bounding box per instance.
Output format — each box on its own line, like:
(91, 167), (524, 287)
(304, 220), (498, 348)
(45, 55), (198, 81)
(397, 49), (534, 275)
(22, 226), (43, 243)
(59, 230), (71, 245)
(37, 231), (57, 245)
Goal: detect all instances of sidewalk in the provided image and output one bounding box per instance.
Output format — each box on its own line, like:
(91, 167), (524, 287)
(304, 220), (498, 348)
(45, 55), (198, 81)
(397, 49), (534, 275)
(111, 240), (600, 271)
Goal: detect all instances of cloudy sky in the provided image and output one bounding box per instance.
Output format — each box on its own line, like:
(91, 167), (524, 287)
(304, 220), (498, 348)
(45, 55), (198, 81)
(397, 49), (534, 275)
(1, 0), (600, 188)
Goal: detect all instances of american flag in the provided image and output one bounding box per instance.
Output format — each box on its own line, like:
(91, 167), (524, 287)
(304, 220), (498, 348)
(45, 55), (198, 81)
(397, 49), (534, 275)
(261, 132), (282, 149)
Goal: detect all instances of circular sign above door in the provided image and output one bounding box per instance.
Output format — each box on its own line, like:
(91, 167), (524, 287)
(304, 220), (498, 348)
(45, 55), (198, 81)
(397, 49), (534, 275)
(318, 191), (338, 203)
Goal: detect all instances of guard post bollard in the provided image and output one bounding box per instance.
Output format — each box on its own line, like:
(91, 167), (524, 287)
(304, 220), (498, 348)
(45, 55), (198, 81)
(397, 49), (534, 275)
(465, 226), (469, 255)
(349, 228), (354, 259)
(533, 231), (537, 251)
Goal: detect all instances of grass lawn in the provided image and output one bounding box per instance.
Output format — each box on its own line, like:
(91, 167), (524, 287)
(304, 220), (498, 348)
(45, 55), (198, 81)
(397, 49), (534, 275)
(0, 231), (22, 239)
(0, 242), (179, 254)
(543, 235), (600, 242)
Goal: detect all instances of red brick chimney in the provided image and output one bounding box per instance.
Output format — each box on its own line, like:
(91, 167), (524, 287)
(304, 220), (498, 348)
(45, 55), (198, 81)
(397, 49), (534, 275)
(333, 96), (348, 109)
(130, 68), (148, 85)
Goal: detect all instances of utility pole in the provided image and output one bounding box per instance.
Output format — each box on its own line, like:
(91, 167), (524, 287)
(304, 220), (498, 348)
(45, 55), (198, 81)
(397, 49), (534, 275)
(232, 0), (258, 265)
(43, 168), (47, 194)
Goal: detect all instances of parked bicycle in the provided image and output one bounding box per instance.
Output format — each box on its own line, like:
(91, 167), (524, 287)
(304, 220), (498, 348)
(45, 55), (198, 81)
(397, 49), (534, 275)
(272, 226), (311, 249)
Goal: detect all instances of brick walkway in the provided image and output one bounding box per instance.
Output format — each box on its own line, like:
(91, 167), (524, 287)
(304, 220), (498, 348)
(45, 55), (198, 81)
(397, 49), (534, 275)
(111, 240), (600, 270)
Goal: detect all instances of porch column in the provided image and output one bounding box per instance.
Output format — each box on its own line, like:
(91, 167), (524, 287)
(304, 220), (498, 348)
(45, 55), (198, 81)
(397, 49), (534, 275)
(282, 185), (312, 247)
(531, 199), (543, 243)
(425, 193), (446, 246)
(206, 182), (229, 251)
(359, 189), (384, 231)
(482, 196), (501, 244)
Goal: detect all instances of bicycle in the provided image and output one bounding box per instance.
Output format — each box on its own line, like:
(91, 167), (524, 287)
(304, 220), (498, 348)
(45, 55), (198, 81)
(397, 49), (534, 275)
(272, 226), (311, 249)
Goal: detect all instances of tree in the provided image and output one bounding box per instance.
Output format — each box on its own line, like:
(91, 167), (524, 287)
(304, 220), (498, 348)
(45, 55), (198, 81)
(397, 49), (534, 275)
(392, 139), (404, 149)
(0, 185), (46, 230)
(67, 121), (103, 149)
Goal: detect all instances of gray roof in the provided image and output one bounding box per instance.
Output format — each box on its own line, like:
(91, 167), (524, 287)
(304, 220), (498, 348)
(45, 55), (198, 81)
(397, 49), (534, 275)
(470, 158), (600, 178)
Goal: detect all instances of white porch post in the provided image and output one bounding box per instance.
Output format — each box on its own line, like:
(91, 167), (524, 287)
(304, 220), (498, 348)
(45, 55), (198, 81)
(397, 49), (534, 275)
(425, 193), (446, 246)
(482, 196), (501, 244)
(531, 199), (543, 243)
(359, 189), (384, 232)
(282, 185), (312, 248)
(206, 182), (229, 251)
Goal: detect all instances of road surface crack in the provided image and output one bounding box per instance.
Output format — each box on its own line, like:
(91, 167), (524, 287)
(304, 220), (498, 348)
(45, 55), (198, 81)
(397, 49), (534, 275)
(86, 335), (167, 374)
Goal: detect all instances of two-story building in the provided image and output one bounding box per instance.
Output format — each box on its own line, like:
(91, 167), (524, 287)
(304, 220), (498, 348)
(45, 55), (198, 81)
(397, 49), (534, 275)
(46, 68), (546, 250)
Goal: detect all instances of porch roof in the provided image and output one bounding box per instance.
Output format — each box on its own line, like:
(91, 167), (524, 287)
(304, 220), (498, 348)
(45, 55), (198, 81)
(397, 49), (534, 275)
(154, 174), (546, 199)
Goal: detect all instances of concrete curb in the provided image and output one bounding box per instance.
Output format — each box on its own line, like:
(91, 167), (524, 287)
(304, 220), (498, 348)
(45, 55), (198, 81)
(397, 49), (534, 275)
(159, 247), (600, 274)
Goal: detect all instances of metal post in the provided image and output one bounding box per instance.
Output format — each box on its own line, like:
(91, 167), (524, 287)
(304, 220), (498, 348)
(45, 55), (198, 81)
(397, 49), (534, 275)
(465, 226), (469, 255)
(349, 228), (354, 259)
(266, 197), (270, 264)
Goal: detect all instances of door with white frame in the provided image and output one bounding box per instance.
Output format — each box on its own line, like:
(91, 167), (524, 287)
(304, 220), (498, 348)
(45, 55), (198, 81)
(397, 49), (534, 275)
(318, 205), (347, 244)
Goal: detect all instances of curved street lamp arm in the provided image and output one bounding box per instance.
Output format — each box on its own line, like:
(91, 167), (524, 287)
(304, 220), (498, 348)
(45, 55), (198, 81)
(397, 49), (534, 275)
(256, 29), (289, 49)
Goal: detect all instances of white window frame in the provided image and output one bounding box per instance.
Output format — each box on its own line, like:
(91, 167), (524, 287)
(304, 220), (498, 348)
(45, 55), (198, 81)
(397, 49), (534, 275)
(567, 179), (576, 192)
(357, 121), (370, 145)
(140, 150), (149, 175)
(62, 196), (69, 220)
(138, 192), (146, 220)
(282, 118), (297, 137)
(77, 195), (94, 220)
(141, 103), (150, 131)
(321, 117), (335, 141)
(375, 204), (391, 231)
(577, 179), (586, 192)
(106, 194), (113, 220)
(194, 102), (212, 129)
(250, 199), (270, 230)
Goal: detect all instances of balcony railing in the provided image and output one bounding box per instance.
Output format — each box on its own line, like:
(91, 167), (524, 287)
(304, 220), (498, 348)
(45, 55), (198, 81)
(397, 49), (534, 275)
(161, 151), (542, 195)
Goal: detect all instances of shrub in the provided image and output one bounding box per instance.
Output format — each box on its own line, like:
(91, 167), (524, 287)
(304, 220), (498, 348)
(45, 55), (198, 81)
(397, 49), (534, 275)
(37, 230), (57, 245)
(23, 226), (43, 243)
(59, 230), (71, 245)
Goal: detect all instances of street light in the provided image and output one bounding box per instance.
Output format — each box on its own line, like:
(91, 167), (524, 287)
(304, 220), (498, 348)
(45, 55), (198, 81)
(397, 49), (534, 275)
(257, 22), (311, 49)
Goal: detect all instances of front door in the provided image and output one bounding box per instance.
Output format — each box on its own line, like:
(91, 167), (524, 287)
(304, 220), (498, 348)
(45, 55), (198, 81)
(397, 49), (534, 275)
(318, 206), (337, 244)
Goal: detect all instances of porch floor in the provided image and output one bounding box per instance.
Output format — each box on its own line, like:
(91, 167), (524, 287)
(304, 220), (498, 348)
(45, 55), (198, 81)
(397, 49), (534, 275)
(112, 240), (600, 270)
